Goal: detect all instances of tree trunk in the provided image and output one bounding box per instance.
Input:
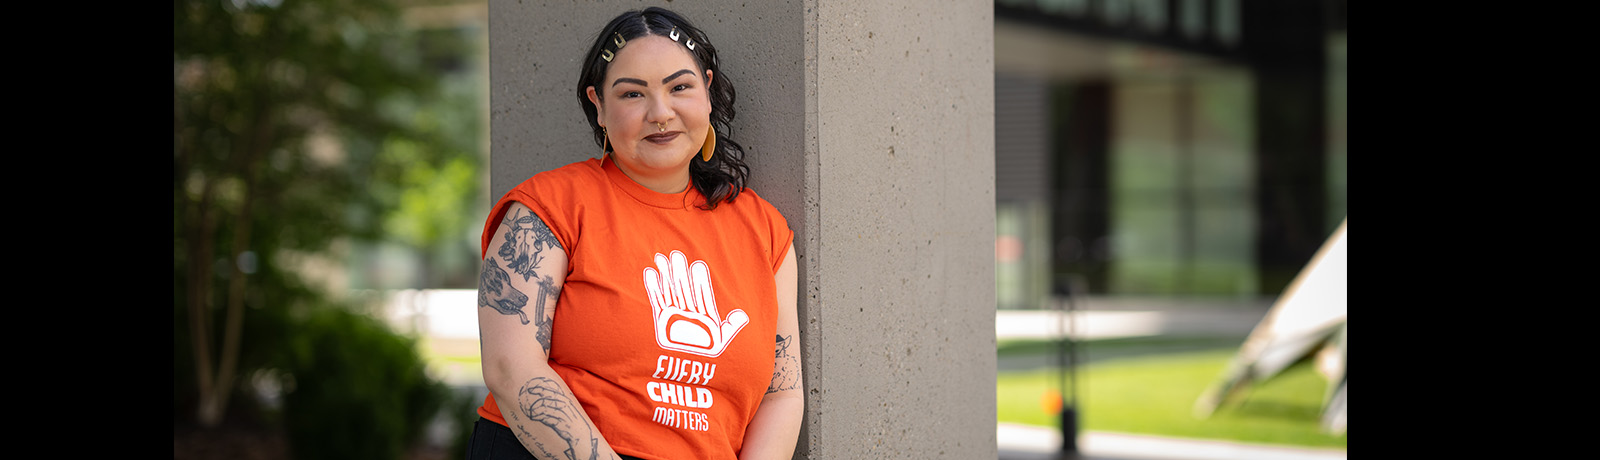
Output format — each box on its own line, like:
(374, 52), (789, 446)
(194, 92), (274, 426)
(189, 175), (221, 426)
(204, 181), (255, 426)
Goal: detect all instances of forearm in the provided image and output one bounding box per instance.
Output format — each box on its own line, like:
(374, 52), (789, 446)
(480, 202), (611, 459)
(486, 361), (621, 460)
(737, 392), (804, 460)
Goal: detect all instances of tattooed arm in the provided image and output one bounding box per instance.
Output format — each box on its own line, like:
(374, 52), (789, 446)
(738, 242), (804, 460)
(479, 202), (620, 460)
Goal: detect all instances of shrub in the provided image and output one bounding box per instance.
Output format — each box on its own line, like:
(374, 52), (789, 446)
(280, 307), (449, 460)
(444, 387), (485, 460)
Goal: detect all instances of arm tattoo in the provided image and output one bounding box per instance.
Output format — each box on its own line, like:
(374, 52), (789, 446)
(499, 207), (564, 282)
(486, 206), (563, 348)
(768, 334), (802, 394)
(517, 377), (601, 460)
(478, 259), (530, 324)
(533, 274), (558, 353)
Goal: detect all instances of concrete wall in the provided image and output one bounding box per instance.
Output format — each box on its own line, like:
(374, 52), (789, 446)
(490, 1), (994, 457)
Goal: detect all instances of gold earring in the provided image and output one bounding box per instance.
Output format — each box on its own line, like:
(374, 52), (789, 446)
(701, 125), (716, 162)
(601, 127), (610, 159)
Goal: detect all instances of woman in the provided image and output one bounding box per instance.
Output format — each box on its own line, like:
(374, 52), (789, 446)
(468, 7), (803, 460)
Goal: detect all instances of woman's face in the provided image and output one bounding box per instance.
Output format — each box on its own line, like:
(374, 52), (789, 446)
(587, 34), (714, 192)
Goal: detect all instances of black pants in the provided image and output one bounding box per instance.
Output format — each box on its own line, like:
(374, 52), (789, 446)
(466, 417), (647, 460)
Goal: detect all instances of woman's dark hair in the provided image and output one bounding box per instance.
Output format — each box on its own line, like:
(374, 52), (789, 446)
(577, 7), (748, 210)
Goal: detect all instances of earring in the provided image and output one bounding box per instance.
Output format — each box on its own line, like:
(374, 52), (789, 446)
(701, 125), (716, 162)
(601, 127), (610, 159)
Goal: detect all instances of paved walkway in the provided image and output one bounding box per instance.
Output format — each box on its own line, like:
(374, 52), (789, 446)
(996, 297), (1273, 341)
(998, 423), (1347, 460)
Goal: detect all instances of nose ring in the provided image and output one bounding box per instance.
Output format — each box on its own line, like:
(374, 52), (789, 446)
(656, 122), (665, 133)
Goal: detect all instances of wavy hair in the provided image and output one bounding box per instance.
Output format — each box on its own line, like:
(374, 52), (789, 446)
(576, 7), (748, 210)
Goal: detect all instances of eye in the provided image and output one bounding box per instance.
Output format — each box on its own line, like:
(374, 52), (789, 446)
(621, 91), (644, 98)
(672, 84), (692, 92)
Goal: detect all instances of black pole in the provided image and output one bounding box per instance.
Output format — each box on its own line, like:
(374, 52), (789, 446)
(1056, 275), (1080, 453)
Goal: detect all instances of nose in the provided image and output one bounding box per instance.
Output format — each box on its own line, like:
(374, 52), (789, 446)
(645, 95), (675, 129)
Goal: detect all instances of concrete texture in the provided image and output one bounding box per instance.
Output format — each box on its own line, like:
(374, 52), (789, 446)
(488, 1), (606, 196)
(491, 1), (994, 458)
(807, 1), (996, 458)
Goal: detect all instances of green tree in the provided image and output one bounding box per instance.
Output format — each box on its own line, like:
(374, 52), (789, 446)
(173, 0), (472, 429)
(375, 38), (487, 289)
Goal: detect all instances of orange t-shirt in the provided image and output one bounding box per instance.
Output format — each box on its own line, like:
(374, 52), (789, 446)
(476, 157), (793, 460)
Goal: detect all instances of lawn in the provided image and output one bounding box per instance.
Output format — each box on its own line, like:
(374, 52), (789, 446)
(998, 346), (1347, 449)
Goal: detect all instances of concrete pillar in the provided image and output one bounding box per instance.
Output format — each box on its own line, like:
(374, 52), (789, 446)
(491, 1), (994, 458)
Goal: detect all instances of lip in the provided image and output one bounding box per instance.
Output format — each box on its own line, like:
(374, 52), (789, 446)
(644, 132), (681, 144)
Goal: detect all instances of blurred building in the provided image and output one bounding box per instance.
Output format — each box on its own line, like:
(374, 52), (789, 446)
(993, 0), (1346, 308)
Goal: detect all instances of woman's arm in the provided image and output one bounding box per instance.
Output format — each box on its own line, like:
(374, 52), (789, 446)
(478, 202), (620, 460)
(738, 242), (805, 460)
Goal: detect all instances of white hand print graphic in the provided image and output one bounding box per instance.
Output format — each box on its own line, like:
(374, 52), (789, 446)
(643, 250), (749, 358)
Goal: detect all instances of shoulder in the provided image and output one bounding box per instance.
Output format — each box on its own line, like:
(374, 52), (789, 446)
(728, 188), (794, 270)
(719, 187), (791, 234)
(499, 159), (608, 211)
(490, 159), (601, 255)
(736, 188), (785, 217)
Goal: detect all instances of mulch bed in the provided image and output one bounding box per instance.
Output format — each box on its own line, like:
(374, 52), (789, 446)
(173, 423), (290, 460)
(174, 422), (451, 460)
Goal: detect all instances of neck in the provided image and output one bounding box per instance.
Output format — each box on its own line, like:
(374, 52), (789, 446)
(613, 160), (691, 194)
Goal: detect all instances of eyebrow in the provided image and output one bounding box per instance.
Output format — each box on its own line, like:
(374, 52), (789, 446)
(660, 69), (696, 84)
(610, 69), (698, 88)
(611, 77), (648, 88)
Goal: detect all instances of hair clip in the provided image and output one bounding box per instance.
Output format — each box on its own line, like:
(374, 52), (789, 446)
(668, 26), (696, 50)
(600, 32), (628, 63)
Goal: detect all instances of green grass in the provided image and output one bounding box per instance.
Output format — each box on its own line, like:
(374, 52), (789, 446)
(998, 348), (1347, 449)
